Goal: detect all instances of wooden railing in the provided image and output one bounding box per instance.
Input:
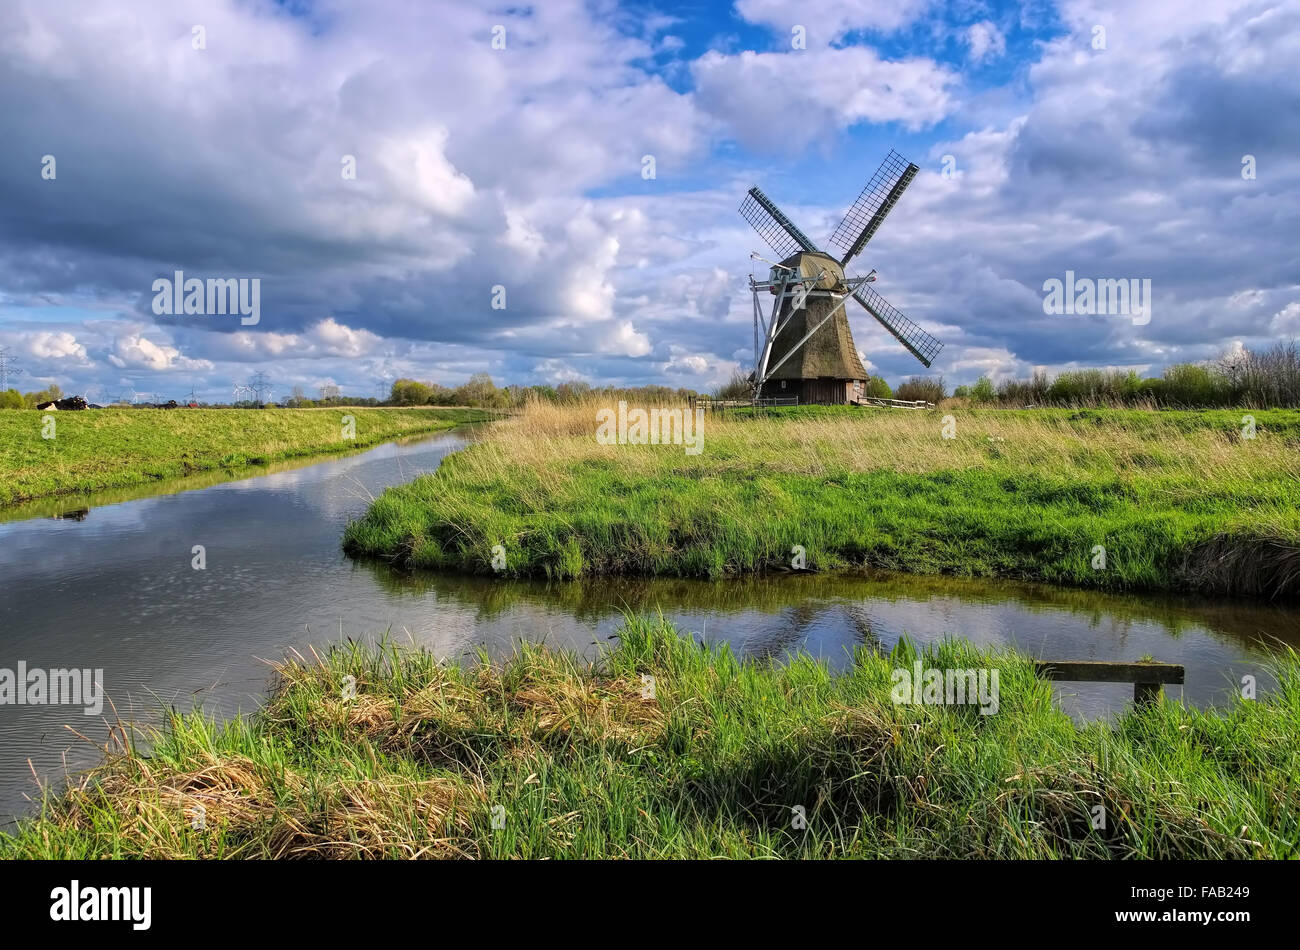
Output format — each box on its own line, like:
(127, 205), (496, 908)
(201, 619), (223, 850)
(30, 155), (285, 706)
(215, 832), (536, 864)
(858, 396), (935, 410)
(1035, 660), (1185, 705)
(689, 397), (799, 412)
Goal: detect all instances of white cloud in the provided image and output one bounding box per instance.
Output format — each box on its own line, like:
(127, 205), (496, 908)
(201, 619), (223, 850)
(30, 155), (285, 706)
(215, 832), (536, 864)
(377, 126), (475, 217)
(965, 21), (1006, 63)
(304, 318), (383, 358)
(1270, 301), (1300, 335)
(599, 320), (652, 357)
(693, 47), (958, 150)
(106, 333), (212, 372)
(27, 330), (90, 364)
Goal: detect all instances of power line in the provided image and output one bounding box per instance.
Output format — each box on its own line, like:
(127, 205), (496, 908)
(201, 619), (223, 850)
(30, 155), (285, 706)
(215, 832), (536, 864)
(246, 371), (273, 404)
(0, 346), (23, 391)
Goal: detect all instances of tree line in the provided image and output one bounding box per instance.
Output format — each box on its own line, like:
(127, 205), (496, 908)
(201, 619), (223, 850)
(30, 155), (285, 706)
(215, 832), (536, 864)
(934, 342), (1300, 408)
(9, 341), (1299, 411)
(874, 342), (1300, 409)
(386, 373), (701, 408)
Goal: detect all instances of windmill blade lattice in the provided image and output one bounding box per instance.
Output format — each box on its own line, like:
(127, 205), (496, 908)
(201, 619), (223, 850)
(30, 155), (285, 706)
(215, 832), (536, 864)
(851, 283), (943, 367)
(739, 187), (818, 260)
(826, 149), (919, 265)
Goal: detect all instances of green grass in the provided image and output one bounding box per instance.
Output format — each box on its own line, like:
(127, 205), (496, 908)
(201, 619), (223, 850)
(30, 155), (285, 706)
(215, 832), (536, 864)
(0, 407), (488, 505)
(342, 404), (1300, 597)
(3, 616), (1295, 859)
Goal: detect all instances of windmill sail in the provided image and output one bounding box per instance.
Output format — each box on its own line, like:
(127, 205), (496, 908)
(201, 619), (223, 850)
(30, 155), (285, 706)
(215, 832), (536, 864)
(826, 149), (919, 266)
(739, 187), (818, 259)
(851, 283), (943, 368)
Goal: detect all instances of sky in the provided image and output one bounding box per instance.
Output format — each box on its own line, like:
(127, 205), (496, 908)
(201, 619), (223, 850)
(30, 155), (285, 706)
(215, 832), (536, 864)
(1, 0), (1298, 403)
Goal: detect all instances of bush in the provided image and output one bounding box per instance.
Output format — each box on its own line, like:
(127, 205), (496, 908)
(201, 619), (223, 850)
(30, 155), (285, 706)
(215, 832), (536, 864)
(716, 370), (753, 400)
(894, 376), (946, 403)
(862, 376), (893, 399)
(389, 379), (433, 406)
(1161, 363), (1226, 407)
(1221, 341), (1300, 407)
(970, 376), (996, 403)
(997, 370), (1049, 406)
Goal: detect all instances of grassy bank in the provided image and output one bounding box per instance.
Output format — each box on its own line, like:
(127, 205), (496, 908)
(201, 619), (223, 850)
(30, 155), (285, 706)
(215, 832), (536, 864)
(343, 401), (1300, 598)
(3, 617), (1295, 859)
(0, 407), (488, 505)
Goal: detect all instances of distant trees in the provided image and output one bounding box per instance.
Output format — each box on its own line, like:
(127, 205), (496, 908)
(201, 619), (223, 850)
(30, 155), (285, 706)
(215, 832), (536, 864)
(555, 380), (592, 402)
(8, 343), (1299, 413)
(957, 342), (1300, 409)
(996, 370), (1050, 405)
(1157, 364), (1224, 406)
(895, 376), (946, 404)
(955, 376), (995, 403)
(0, 384), (67, 408)
(715, 370), (753, 400)
(862, 376), (893, 399)
(389, 378), (434, 405)
(458, 373), (505, 408)
(1215, 341), (1300, 406)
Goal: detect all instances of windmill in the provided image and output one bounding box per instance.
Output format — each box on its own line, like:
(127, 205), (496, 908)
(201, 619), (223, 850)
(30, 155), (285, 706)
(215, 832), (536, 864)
(740, 149), (943, 405)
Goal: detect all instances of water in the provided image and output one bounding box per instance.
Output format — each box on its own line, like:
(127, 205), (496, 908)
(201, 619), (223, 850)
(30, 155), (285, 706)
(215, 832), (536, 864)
(1, 429), (1296, 820)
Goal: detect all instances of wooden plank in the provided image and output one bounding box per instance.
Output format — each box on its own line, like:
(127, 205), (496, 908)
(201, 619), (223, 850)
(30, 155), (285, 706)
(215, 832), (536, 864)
(1034, 660), (1184, 685)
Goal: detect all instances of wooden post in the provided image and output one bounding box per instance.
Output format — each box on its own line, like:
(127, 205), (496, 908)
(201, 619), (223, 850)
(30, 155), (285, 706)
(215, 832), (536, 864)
(1133, 681), (1163, 705)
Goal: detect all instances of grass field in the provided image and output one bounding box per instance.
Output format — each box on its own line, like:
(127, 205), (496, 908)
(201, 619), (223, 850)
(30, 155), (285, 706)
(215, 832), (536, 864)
(3, 617), (1294, 859)
(343, 400), (1300, 598)
(0, 407), (488, 505)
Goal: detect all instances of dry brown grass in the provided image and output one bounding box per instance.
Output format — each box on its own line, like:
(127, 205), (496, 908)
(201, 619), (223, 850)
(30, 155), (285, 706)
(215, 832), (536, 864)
(43, 748), (483, 859)
(456, 396), (1300, 488)
(1181, 525), (1300, 599)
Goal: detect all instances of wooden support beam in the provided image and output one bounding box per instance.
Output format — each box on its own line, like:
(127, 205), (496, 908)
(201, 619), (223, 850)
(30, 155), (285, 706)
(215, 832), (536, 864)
(1034, 660), (1184, 705)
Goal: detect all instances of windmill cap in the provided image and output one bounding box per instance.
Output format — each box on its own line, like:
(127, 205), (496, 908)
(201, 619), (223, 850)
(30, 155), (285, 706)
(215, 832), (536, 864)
(771, 250), (846, 293)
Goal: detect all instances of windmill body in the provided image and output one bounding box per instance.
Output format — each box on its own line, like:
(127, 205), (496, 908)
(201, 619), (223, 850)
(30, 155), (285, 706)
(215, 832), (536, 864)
(759, 252), (870, 404)
(740, 150), (943, 405)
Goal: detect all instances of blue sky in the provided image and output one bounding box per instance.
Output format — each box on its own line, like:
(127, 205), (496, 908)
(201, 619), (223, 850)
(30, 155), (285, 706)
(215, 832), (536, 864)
(1, 0), (1297, 402)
